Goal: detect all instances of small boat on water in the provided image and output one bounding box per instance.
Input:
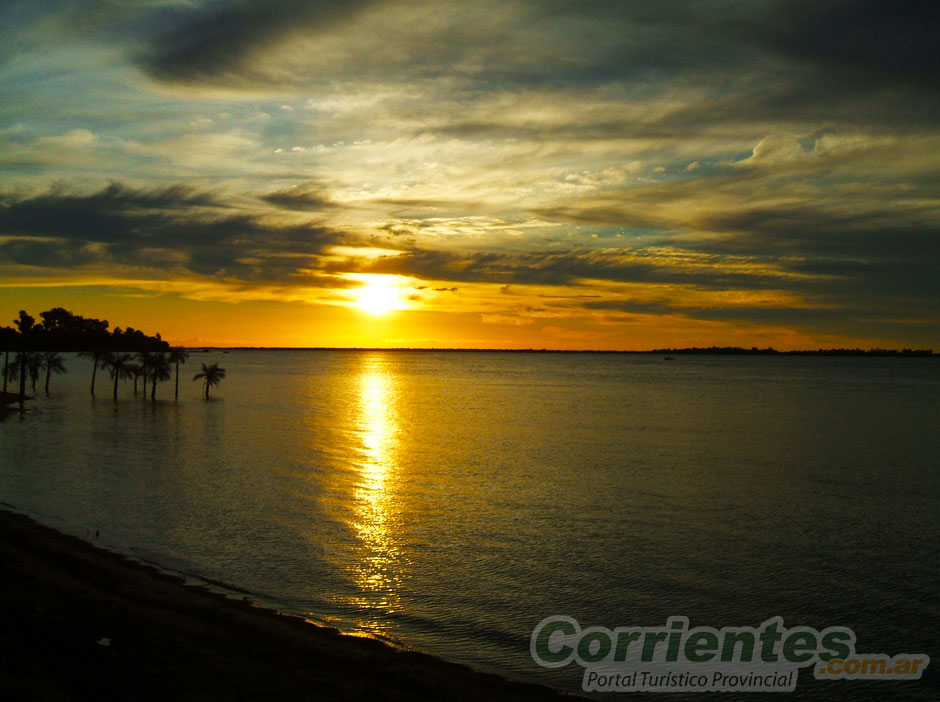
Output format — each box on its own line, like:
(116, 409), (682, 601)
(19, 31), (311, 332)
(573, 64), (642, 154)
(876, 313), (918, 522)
(664, 356), (675, 361)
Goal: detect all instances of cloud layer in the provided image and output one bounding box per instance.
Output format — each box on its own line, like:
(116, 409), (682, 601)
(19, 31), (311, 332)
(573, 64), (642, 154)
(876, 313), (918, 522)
(1, 1), (938, 346)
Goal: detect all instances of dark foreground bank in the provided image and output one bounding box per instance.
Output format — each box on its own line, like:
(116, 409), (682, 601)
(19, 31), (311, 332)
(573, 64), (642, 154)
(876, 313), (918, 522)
(0, 510), (578, 701)
(0, 391), (29, 421)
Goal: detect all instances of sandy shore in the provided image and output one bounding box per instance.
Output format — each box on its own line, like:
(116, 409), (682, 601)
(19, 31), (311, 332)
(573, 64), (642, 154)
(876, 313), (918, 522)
(0, 509), (579, 701)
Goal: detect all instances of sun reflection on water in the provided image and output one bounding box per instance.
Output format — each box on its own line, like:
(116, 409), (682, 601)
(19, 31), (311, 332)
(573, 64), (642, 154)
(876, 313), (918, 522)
(348, 355), (402, 629)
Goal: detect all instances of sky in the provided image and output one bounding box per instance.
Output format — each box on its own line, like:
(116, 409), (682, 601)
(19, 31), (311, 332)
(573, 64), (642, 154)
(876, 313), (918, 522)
(1, 0), (938, 349)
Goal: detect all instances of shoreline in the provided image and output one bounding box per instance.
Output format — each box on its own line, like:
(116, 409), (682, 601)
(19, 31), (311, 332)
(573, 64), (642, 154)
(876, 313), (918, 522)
(174, 346), (937, 356)
(0, 508), (579, 701)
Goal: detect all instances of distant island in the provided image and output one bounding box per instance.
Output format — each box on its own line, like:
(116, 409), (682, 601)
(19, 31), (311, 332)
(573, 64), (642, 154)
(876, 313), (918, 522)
(644, 346), (935, 357)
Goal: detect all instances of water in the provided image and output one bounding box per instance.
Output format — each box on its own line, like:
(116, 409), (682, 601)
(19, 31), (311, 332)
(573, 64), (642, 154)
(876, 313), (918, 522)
(2, 351), (938, 699)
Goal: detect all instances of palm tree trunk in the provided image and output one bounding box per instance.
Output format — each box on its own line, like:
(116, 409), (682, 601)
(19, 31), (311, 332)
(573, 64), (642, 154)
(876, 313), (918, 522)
(113, 374), (119, 402)
(151, 372), (157, 401)
(45, 367), (51, 395)
(175, 358), (180, 400)
(19, 356), (27, 405)
(90, 358), (97, 396)
(205, 380), (210, 399)
(3, 350), (8, 394)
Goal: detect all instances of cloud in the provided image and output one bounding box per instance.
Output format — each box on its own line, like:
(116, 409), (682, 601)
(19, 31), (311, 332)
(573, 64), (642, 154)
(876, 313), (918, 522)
(260, 183), (335, 211)
(0, 182), (345, 284)
(347, 247), (820, 294)
(127, 1), (939, 127)
(138, 0), (381, 86)
(37, 129), (98, 149)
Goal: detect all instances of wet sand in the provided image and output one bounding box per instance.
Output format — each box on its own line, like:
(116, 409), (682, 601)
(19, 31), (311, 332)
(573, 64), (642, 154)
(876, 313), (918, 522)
(0, 509), (579, 701)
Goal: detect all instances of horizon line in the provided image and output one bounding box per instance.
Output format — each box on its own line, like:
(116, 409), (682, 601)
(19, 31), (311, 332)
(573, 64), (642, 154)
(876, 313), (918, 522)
(173, 346), (937, 355)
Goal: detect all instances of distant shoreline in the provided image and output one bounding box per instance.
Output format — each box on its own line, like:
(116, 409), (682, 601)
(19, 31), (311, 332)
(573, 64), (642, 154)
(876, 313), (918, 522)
(0, 508), (578, 701)
(175, 346), (937, 356)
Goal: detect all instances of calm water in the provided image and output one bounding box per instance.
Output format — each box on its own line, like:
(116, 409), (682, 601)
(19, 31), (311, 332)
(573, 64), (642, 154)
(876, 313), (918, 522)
(2, 351), (938, 699)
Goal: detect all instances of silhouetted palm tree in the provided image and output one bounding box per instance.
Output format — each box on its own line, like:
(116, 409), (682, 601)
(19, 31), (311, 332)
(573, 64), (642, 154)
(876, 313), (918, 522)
(41, 351), (67, 395)
(136, 351), (153, 397)
(149, 353), (171, 401)
(103, 353), (133, 402)
(2, 358), (14, 393)
(4, 355), (23, 402)
(78, 349), (105, 396)
(193, 362), (226, 399)
(8, 351), (39, 405)
(18, 352), (28, 404)
(27, 353), (42, 393)
(168, 347), (189, 400)
(0, 326), (15, 396)
(130, 363), (142, 396)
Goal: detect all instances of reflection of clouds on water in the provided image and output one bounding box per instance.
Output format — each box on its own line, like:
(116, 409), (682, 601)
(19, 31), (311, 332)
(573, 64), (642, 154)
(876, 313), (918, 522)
(348, 355), (402, 629)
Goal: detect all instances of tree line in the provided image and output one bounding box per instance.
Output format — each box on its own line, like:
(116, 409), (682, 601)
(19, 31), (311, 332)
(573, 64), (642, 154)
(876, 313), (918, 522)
(2, 308), (225, 406)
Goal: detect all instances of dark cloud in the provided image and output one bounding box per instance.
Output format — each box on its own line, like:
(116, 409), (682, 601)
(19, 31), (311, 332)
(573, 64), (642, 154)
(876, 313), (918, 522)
(687, 203), (940, 309)
(533, 167), (940, 319)
(138, 0), (380, 84)
(0, 182), (343, 283)
(260, 183), (335, 211)
(584, 297), (939, 346)
(0, 238), (100, 269)
(349, 247), (804, 293)
(756, 0), (940, 90)
(129, 1), (939, 126)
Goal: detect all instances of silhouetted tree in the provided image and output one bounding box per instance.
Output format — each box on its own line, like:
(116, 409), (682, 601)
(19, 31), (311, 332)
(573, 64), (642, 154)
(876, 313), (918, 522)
(13, 312), (35, 405)
(130, 363), (143, 396)
(14, 310), (36, 338)
(136, 351), (153, 396)
(149, 353), (171, 401)
(78, 349), (105, 396)
(193, 362), (226, 399)
(103, 352), (133, 402)
(42, 351), (67, 395)
(4, 356), (22, 397)
(7, 352), (38, 406)
(168, 347), (189, 400)
(2, 308), (173, 407)
(7, 308), (166, 353)
(0, 326), (16, 395)
(27, 353), (42, 393)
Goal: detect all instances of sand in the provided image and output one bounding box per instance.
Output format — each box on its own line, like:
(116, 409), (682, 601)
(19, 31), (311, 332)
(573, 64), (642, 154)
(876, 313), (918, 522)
(0, 509), (579, 701)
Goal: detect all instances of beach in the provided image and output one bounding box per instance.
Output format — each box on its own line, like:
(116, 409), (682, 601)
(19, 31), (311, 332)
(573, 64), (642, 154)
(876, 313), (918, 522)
(0, 509), (577, 701)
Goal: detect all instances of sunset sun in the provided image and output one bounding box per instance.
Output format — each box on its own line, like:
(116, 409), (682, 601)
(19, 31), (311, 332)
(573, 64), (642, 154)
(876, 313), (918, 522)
(354, 277), (406, 316)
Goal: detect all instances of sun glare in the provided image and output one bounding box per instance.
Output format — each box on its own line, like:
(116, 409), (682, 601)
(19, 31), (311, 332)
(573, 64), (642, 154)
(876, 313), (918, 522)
(354, 277), (406, 315)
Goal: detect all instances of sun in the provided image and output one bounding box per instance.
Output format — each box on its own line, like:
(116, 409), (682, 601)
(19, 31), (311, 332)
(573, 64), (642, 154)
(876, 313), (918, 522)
(354, 277), (406, 315)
